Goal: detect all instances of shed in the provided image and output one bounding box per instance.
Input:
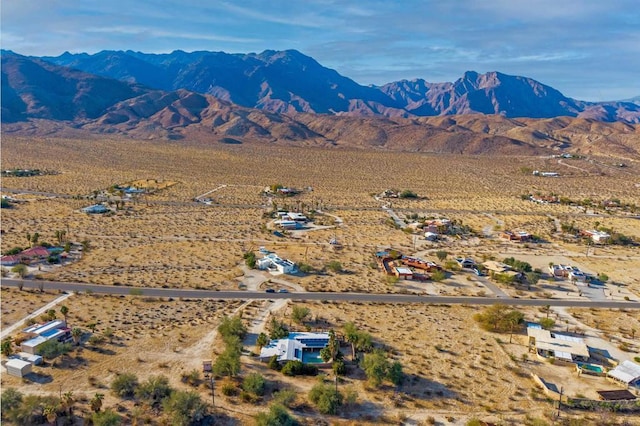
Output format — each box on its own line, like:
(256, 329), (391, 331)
(597, 390), (637, 401)
(5, 359), (32, 377)
(394, 267), (413, 280)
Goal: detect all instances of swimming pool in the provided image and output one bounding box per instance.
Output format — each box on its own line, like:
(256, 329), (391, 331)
(576, 362), (604, 374)
(301, 350), (324, 364)
(40, 328), (62, 338)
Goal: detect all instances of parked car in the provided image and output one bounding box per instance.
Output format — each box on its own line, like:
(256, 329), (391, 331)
(265, 288), (275, 293)
(277, 289), (289, 293)
(472, 267), (484, 276)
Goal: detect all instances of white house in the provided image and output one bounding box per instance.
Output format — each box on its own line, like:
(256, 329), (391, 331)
(257, 253), (297, 274)
(584, 230), (611, 243)
(259, 332), (330, 363)
(607, 361), (640, 388)
(527, 326), (589, 362)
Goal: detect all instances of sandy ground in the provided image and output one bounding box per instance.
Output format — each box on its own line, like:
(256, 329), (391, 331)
(2, 136), (640, 424)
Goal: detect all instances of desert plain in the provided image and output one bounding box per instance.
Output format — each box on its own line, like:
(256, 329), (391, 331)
(1, 135), (639, 425)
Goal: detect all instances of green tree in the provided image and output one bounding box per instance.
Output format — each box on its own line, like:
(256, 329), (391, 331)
(399, 189), (418, 199)
(597, 273), (609, 283)
(81, 240), (91, 252)
(343, 322), (360, 361)
(214, 345), (241, 377)
(308, 382), (343, 415)
(255, 403), (298, 426)
(1, 337), (13, 357)
(110, 373), (139, 398)
(136, 375), (173, 405)
(43, 404), (58, 425)
(473, 304), (524, 333)
(217, 315), (247, 343)
(291, 305), (311, 325)
(268, 317), (289, 340)
(1, 388), (23, 417)
(92, 409), (122, 426)
(162, 390), (208, 426)
(361, 350), (390, 388)
(103, 327), (114, 344)
(30, 232), (40, 247)
(61, 391), (75, 417)
(525, 271), (540, 290)
(539, 318), (555, 330)
(319, 330), (341, 363)
(90, 393), (104, 413)
(242, 373), (267, 396)
(256, 332), (269, 350)
(435, 250), (448, 262)
(11, 264), (28, 279)
(244, 250), (256, 268)
(39, 340), (71, 360)
(55, 230), (66, 246)
(333, 360), (346, 376)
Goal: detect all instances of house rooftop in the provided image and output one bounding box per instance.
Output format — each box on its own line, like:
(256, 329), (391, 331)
(528, 327), (589, 360)
(608, 360), (640, 384)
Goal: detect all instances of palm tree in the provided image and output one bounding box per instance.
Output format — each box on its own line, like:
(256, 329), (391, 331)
(43, 404), (58, 425)
(90, 393), (104, 413)
(60, 305), (69, 324)
(71, 327), (83, 346)
(343, 322), (359, 361)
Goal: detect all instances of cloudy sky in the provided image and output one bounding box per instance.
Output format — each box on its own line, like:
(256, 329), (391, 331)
(2, 0), (639, 101)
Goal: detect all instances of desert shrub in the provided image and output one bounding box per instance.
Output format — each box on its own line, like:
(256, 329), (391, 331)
(242, 373), (266, 396)
(308, 383), (343, 415)
(326, 261), (343, 273)
(1, 388), (23, 417)
(268, 355), (281, 371)
(281, 360), (317, 376)
(110, 373), (139, 398)
(162, 391), (207, 426)
(92, 409), (122, 426)
(135, 375), (172, 404)
(273, 389), (297, 408)
(221, 382), (238, 397)
(255, 403), (298, 426)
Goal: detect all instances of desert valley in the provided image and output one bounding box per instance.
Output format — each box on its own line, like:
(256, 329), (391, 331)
(1, 48), (640, 426)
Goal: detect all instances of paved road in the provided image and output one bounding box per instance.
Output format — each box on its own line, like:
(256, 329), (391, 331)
(2, 279), (638, 309)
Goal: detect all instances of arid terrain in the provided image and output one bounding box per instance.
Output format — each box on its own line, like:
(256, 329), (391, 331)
(1, 135), (639, 425)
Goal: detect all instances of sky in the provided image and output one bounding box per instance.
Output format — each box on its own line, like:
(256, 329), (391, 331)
(2, 0), (639, 101)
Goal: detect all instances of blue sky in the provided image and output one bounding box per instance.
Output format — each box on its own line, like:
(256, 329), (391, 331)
(2, 0), (639, 101)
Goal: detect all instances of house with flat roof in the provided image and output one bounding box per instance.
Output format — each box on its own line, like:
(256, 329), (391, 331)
(582, 230), (611, 244)
(21, 320), (70, 354)
(607, 361), (640, 388)
(257, 253), (297, 274)
(527, 326), (589, 363)
(259, 332), (330, 364)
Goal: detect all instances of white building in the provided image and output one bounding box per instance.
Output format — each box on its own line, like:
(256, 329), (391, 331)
(257, 253), (297, 274)
(259, 332), (330, 363)
(608, 361), (640, 388)
(5, 359), (32, 378)
(527, 326), (589, 362)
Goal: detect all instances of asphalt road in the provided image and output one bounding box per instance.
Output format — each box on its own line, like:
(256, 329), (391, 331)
(2, 278), (638, 309)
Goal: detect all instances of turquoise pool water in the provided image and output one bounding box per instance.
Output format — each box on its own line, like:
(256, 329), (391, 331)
(577, 363), (604, 373)
(301, 351), (324, 364)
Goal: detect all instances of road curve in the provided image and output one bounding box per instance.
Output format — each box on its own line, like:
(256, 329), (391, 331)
(2, 279), (638, 309)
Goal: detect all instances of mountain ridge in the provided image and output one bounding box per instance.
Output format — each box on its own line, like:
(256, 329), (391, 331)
(24, 48), (640, 123)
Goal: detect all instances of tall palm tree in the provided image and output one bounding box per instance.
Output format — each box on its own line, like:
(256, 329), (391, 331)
(60, 305), (69, 325)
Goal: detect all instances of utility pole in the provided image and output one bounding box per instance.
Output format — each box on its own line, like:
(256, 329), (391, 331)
(556, 386), (563, 418)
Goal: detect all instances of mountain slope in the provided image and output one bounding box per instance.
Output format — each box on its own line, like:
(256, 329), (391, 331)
(1, 51), (147, 122)
(35, 49), (640, 123)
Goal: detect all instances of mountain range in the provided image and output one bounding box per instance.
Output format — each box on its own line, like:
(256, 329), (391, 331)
(2, 49), (639, 156)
